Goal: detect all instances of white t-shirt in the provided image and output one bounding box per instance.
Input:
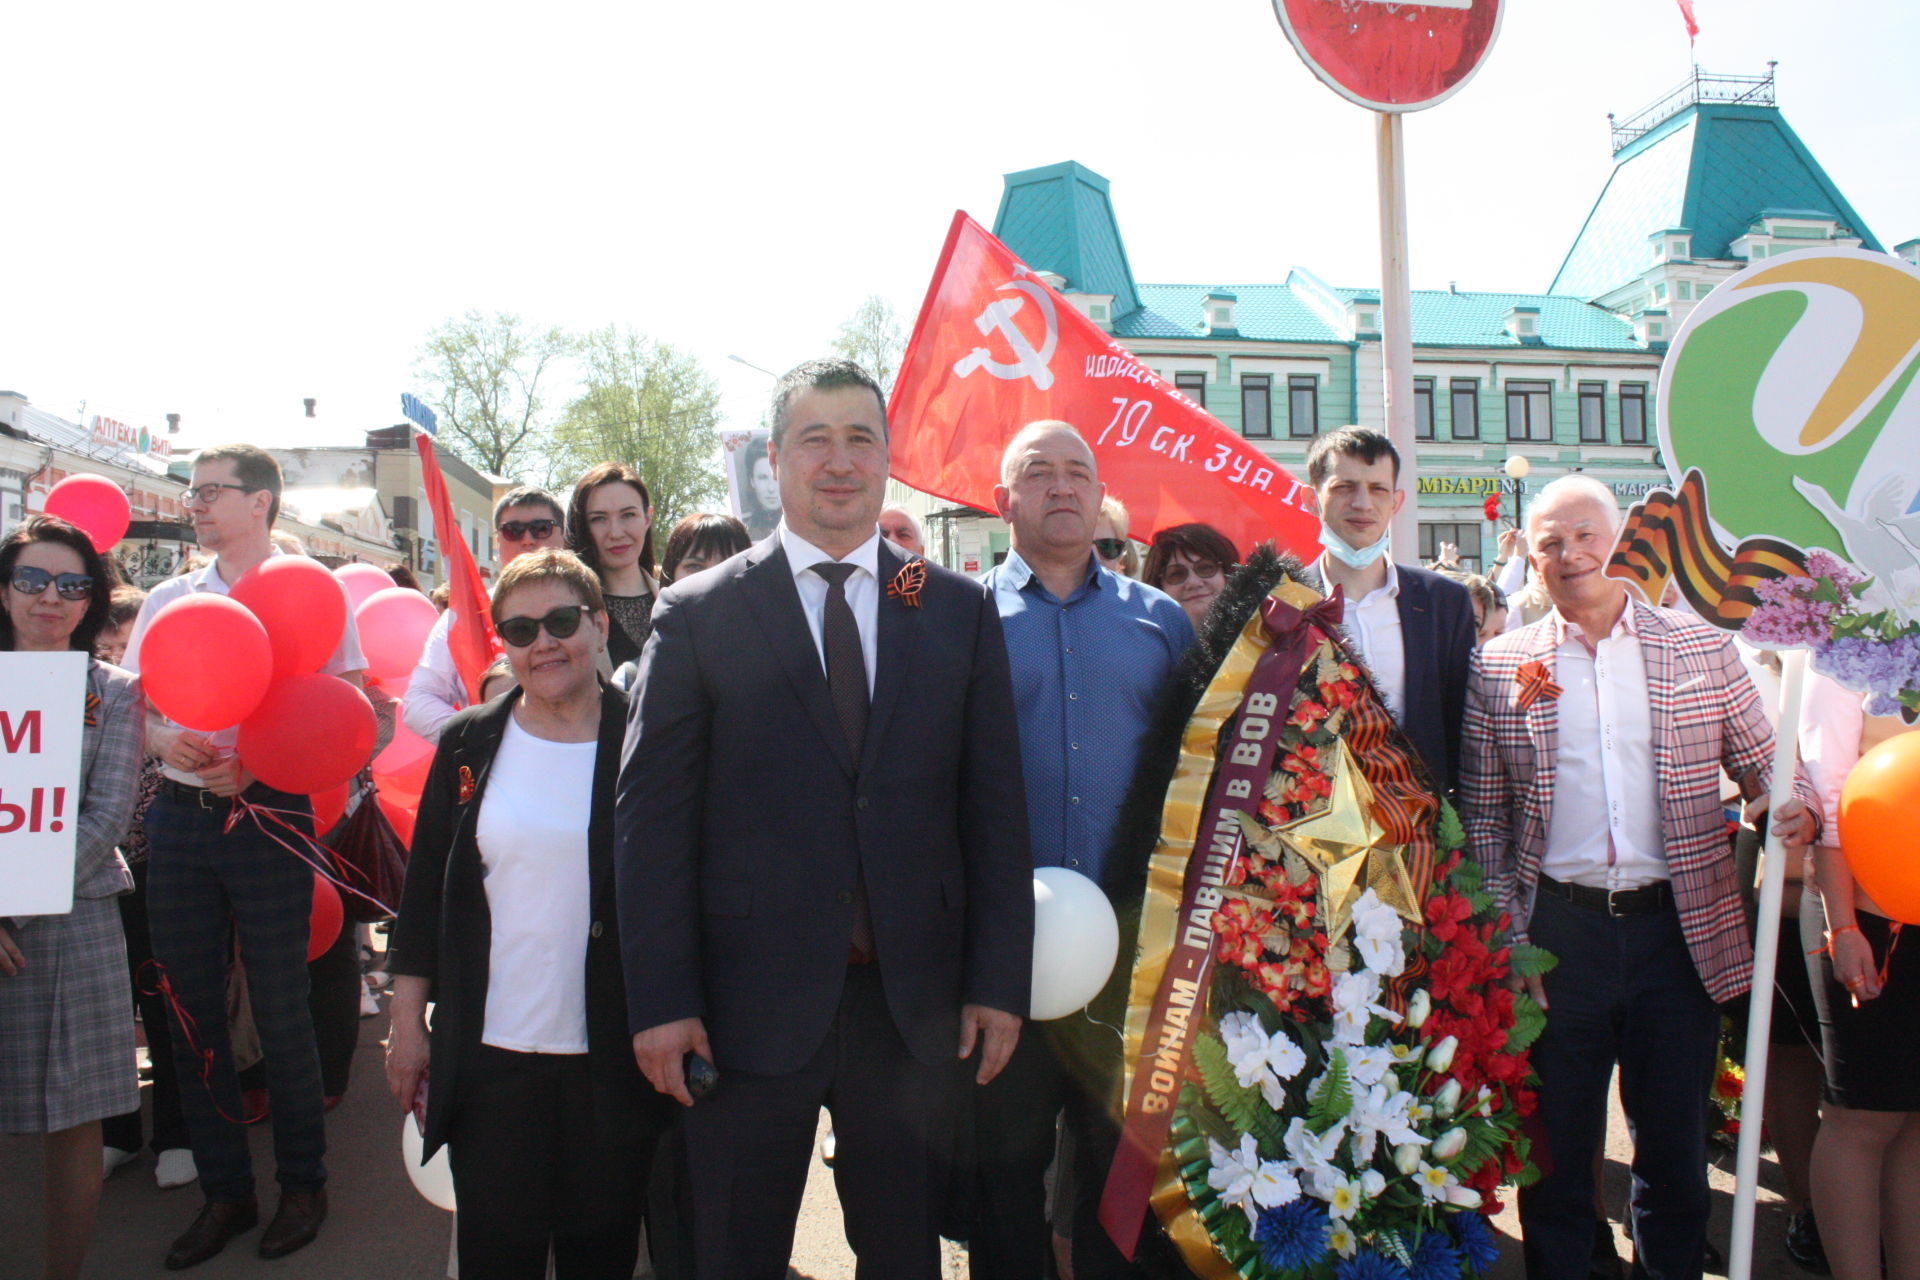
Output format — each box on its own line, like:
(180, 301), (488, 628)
(475, 716), (597, 1054)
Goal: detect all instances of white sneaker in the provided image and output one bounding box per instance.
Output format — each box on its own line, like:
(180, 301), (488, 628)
(361, 988), (383, 1018)
(102, 1146), (137, 1178)
(155, 1147), (197, 1189)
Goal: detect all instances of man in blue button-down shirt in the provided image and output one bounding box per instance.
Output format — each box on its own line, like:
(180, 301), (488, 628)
(972, 421), (1192, 1280)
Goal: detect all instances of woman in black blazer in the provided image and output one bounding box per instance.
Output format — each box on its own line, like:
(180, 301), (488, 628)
(385, 550), (662, 1280)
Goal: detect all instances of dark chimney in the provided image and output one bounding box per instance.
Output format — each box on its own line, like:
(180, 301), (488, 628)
(303, 398), (317, 418)
(166, 413), (181, 434)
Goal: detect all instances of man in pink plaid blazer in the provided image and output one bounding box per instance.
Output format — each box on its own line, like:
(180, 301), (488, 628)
(1460, 476), (1817, 1280)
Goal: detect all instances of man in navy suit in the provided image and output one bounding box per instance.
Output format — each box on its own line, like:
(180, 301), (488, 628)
(1301, 427), (1476, 794)
(614, 358), (1034, 1280)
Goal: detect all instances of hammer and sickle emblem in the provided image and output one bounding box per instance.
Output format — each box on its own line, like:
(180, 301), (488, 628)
(951, 271), (1059, 391)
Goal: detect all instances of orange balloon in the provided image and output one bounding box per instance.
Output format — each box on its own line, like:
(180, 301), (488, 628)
(1840, 731), (1920, 925)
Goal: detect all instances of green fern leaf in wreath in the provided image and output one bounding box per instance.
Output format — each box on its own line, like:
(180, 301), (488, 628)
(1505, 992), (1548, 1054)
(1377, 1228), (1416, 1269)
(1307, 1046), (1352, 1135)
(1507, 943), (1559, 979)
(1194, 1035), (1287, 1150)
(1435, 799), (1467, 854)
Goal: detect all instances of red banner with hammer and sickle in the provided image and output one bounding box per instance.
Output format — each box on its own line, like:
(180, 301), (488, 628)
(888, 212), (1321, 560)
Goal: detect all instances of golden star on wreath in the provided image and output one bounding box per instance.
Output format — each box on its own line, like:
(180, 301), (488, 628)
(1275, 741), (1423, 942)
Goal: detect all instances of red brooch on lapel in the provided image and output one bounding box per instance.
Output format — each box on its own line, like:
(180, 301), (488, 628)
(1515, 660), (1562, 710)
(83, 691), (102, 728)
(887, 559), (927, 609)
(457, 765), (476, 805)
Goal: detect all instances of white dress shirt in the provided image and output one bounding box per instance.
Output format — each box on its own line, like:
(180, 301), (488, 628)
(1320, 555), (1406, 722)
(781, 523), (880, 695)
(403, 609), (463, 743)
(1539, 606), (1667, 889)
(123, 550), (366, 786)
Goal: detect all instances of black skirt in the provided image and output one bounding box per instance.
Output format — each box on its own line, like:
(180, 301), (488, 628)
(1802, 888), (1920, 1111)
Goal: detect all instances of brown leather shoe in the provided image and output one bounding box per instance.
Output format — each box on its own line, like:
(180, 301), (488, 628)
(258, 1188), (328, 1259)
(164, 1199), (259, 1270)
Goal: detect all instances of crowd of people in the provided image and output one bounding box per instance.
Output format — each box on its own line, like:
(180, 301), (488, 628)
(0, 356), (1910, 1280)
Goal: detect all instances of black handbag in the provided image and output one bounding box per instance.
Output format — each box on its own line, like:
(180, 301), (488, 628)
(322, 785), (408, 923)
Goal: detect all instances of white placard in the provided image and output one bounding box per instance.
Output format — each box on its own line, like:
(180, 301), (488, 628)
(0, 651), (88, 916)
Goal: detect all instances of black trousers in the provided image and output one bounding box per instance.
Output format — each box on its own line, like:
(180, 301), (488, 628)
(1518, 889), (1720, 1280)
(682, 962), (953, 1280)
(969, 1019), (1148, 1280)
(446, 1046), (647, 1280)
(238, 885), (360, 1099)
(102, 860), (189, 1155)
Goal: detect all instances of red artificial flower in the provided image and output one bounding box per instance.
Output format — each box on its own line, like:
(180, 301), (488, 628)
(1426, 892), (1475, 943)
(1290, 699), (1329, 733)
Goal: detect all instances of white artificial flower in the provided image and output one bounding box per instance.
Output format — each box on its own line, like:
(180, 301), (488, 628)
(1415, 1158), (1462, 1205)
(1220, 1012), (1307, 1109)
(1344, 1043), (1397, 1089)
(1350, 889), (1406, 976)
(1327, 1221), (1359, 1259)
(1359, 1169), (1386, 1200)
(1251, 1160), (1303, 1213)
(1406, 988), (1432, 1029)
(1446, 1185), (1483, 1209)
(1326, 1177), (1365, 1220)
(1347, 1083), (1428, 1163)
(1206, 1134), (1263, 1228)
(1425, 1035), (1459, 1072)
(1432, 1078), (1464, 1117)
(1431, 1127), (1469, 1162)
(1284, 1116), (1348, 1201)
(1330, 970), (1399, 1044)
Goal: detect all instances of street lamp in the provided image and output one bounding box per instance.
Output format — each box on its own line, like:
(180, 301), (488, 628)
(1503, 455), (1532, 529)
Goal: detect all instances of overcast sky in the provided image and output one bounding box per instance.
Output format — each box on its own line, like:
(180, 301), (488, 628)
(5, 0), (1913, 467)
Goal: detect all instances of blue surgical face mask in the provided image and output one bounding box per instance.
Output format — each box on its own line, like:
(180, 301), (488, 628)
(1319, 523), (1391, 571)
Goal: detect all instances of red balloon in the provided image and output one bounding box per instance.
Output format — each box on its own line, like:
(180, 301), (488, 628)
(308, 872), (344, 963)
(374, 715), (434, 778)
(237, 674), (376, 794)
(45, 474), (132, 552)
(139, 596), (274, 731)
(374, 753), (431, 812)
(336, 563), (397, 613)
(356, 588), (440, 686)
(230, 556), (346, 680)
(311, 781), (351, 834)
(379, 791), (417, 848)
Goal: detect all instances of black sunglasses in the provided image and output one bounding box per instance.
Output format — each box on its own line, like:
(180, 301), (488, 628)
(497, 518), (559, 542)
(9, 565), (95, 601)
(1093, 538), (1128, 560)
(497, 605), (592, 648)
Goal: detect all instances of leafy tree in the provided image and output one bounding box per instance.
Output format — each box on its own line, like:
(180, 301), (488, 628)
(829, 294), (907, 395)
(548, 324), (727, 531)
(415, 311), (573, 478)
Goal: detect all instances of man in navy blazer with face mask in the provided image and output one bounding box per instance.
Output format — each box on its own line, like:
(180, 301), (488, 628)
(1300, 427), (1477, 795)
(614, 358), (1034, 1280)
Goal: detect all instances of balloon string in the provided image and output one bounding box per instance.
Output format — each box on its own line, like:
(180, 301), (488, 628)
(136, 959), (253, 1127)
(225, 797), (395, 918)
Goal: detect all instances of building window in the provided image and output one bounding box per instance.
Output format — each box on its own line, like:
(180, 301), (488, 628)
(1653, 282), (1667, 303)
(1357, 311), (1377, 331)
(1450, 378), (1480, 440)
(1648, 322), (1664, 340)
(1418, 523), (1484, 574)
(1414, 377), (1435, 441)
(1176, 372), (1207, 410)
(1676, 281), (1693, 301)
(1578, 381), (1607, 443)
(1089, 302), (1109, 323)
(1620, 383), (1649, 443)
(1515, 315), (1536, 336)
(1505, 380), (1554, 442)
(1241, 375), (1272, 439)
(1211, 306), (1233, 327)
(1288, 375), (1319, 439)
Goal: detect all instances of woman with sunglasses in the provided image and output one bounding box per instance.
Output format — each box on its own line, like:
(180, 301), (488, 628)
(385, 549), (662, 1279)
(0, 516), (146, 1280)
(1142, 522), (1240, 632)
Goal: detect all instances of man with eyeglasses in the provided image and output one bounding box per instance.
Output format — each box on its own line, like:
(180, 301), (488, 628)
(403, 486), (564, 742)
(974, 421), (1192, 1280)
(120, 445), (367, 1268)
(1302, 426), (1477, 795)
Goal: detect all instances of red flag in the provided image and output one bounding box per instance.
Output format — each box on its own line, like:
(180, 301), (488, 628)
(415, 431), (499, 701)
(1676, 0), (1699, 40)
(888, 212), (1320, 560)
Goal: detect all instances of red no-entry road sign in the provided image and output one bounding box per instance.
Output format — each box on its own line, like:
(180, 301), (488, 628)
(1272, 0), (1504, 112)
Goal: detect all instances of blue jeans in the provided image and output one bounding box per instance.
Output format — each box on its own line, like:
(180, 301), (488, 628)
(145, 786), (327, 1201)
(1518, 887), (1719, 1280)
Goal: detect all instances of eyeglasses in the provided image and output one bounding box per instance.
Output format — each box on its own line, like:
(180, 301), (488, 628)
(1093, 538), (1128, 560)
(496, 518), (559, 542)
(496, 605), (592, 648)
(9, 565), (94, 601)
(1160, 561), (1225, 587)
(181, 482), (259, 505)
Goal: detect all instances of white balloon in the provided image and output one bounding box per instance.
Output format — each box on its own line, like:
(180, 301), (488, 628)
(1030, 868), (1120, 1020)
(400, 1112), (457, 1212)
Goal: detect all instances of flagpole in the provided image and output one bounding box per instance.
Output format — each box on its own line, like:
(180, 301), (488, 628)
(1376, 111), (1419, 558)
(1727, 647), (1807, 1280)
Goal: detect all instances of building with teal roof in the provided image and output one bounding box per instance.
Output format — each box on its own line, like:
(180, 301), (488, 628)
(933, 70), (1911, 576)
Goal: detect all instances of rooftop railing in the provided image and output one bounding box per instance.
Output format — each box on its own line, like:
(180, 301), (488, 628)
(1608, 64), (1777, 152)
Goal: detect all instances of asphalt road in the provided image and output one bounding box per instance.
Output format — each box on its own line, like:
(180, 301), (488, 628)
(0, 999), (1812, 1280)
